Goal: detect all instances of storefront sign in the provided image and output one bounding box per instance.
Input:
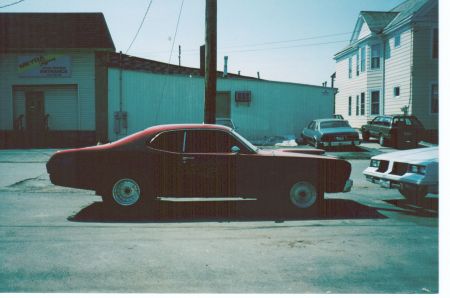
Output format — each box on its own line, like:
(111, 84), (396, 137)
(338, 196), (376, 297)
(18, 54), (71, 77)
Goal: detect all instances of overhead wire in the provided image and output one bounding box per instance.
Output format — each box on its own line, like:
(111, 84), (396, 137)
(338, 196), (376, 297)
(156, 0), (185, 123)
(125, 0), (154, 54)
(0, 0), (25, 9)
(131, 31), (352, 55)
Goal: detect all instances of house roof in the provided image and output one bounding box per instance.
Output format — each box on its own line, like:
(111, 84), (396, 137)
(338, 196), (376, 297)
(0, 13), (115, 51)
(385, 0), (430, 30)
(106, 52), (259, 80)
(335, 0), (434, 58)
(360, 11), (399, 33)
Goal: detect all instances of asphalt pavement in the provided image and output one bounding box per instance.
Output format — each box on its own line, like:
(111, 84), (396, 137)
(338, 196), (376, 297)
(0, 144), (439, 293)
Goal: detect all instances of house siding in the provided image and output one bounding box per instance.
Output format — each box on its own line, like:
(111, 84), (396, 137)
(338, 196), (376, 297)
(411, 19), (438, 130)
(384, 27), (412, 115)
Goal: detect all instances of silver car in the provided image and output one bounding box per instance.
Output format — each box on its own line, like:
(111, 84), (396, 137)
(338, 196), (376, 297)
(301, 119), (360, 149)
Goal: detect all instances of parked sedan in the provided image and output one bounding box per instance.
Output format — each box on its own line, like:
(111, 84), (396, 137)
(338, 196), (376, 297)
(363, 146), (438, 201)
(47, 124), (353, 212)
(301, 119), (360, 149)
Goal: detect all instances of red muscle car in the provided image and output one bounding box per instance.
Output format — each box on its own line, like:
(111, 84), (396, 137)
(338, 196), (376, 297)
(47, 124), (353, 212)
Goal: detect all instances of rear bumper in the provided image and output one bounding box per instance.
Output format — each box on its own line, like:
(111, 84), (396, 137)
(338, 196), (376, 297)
(321, 140), (360, 147)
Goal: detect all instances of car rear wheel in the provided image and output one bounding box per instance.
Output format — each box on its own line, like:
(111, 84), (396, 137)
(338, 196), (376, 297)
(102, 177), (147, 208)
(362, 131), (370, 141)
(314, 138), (322, 149)
(289, 181), (318, 209)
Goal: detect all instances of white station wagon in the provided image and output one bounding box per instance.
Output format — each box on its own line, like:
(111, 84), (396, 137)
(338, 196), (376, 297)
(363, 147), (439, 200)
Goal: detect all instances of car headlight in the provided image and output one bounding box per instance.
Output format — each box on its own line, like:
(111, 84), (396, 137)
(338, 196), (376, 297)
(370, 159), (381, 168)
(408, 164), (426, 175)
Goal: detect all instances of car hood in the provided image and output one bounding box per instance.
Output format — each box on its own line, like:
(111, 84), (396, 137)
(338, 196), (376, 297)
(372, 146), (438, 163)
(258, 148), (336, 160)
(319, 127), (358, 135)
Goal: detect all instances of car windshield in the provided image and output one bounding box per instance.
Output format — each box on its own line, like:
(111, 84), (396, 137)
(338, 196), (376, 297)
(230, 130), (258, 153)
(320, 120), (351, 129)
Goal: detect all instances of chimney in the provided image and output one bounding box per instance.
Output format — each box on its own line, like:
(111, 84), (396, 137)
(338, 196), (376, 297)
(257, 71), (260, 79)
(200, 45), (205, 76)
(223, 56), (228, 77)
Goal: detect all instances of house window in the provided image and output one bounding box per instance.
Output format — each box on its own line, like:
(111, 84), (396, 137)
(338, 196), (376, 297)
(432, 28), (438, 59)
(430, 84), (438, 113)
(348, 57), (352, 78)
(394, 86), (400, 97)
(371, 91), (380, 115)
(356, 51), (360, 76)
(356, 95), (360, 116)
(360, 92), (365, 115)
(394, 34), (401, 47)
(361, 47), (366, 72)
(348, 96), (352, 116)
(371, 44), (381, 69)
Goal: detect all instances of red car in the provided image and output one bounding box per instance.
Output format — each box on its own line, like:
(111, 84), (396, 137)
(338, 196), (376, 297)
(47, 124), (352, 212)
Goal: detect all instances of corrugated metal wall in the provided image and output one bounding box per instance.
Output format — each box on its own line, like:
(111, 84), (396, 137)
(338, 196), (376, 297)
(108, 68), (334, 141)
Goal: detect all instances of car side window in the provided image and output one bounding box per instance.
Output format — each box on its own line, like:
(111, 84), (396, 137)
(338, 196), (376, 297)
(148, 130), (185, 153)
(185, 130), (240, 153)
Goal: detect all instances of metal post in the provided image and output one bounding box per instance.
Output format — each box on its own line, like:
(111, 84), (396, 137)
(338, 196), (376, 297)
(204, 0), (217, 124)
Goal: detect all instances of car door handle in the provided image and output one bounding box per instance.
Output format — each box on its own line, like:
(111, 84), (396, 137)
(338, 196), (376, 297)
(182, 156), (195, 163)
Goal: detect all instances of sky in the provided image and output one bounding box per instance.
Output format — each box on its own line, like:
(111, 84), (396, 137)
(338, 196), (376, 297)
(0, 0), (416, 85)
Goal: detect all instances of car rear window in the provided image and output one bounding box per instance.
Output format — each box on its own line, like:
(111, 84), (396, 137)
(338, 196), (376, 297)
(320, 121), (351, 129)
(149, 130), (185, 152)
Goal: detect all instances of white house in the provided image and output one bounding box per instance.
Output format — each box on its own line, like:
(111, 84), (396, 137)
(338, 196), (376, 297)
(334, 0), (438, 142)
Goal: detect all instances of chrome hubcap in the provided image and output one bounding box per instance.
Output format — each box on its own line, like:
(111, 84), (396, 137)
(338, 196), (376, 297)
(290, 181), (317, 208)
(112, 178), (141, 206)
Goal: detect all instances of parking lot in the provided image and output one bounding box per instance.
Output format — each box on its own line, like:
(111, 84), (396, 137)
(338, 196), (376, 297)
(0, 143), (438, 293)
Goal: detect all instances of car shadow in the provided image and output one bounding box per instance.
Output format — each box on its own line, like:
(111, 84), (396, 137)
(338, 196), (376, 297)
(68, 198), (387, 223)
(381, 196), (438, 218)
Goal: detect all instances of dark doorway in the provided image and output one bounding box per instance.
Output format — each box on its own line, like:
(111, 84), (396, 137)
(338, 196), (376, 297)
(216, 91), (231, 118)
(25, 91), (46, 147)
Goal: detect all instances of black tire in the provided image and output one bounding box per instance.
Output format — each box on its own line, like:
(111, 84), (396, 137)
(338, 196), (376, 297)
(362, 131), (370, 142)
(399, 185), (428, 202)
(314, 138), (322, 149)
(379, 135), (387, 146)
(101, 176), (150, 208)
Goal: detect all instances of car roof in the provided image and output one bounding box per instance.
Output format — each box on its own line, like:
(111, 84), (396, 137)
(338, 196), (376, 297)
(114, 123), (232, 146)
(314, 118), (348, 122)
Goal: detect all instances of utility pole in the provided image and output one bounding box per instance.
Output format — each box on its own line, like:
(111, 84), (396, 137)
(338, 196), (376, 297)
(204, 0), (217, 124)
(178, 45), (181, 66)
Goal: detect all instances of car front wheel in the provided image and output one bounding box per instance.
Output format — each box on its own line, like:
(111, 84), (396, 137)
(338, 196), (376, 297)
(379, 135), (387, 146)
(289, 181), (318, 209)
(362, 131), (370, 141)
(399, 185), (428, 202)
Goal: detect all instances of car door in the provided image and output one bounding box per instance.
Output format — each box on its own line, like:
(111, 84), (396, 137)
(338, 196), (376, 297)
(368, 116), (382, 136)
(147, 130), (186, 197)
(183, 129), (238, 197)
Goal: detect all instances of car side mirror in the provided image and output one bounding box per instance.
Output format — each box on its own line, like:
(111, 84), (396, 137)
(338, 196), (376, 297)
(231, 146), (240, 154)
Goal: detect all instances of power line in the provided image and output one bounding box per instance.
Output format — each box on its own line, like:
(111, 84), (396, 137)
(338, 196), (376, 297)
(167, 0), (185, 64)
(222, 31), (353, 49)
(133, 38), (349, 56)
(125, 0), (154, 54)
(0, 0), (25, 9)
(224, 39), (349, 54)
(132, 31), (352, 55)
